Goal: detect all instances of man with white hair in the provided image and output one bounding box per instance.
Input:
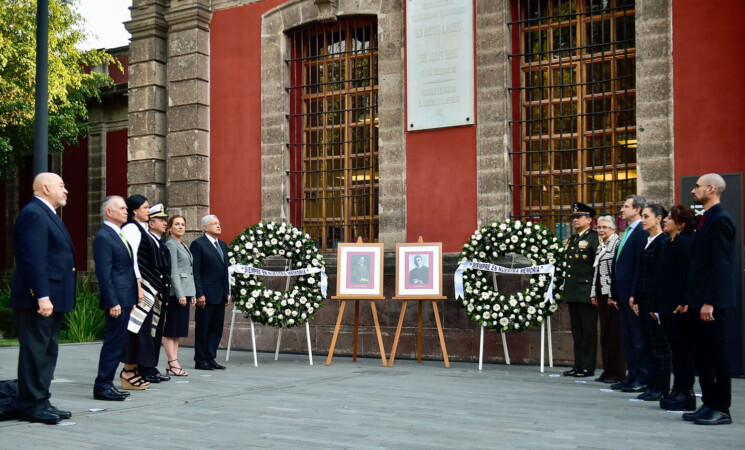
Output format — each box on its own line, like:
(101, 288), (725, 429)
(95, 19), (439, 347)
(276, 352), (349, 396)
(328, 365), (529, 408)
(190, 214), (231, 370)
(683, 173), (737, 425)
(10, 173), (76, 424)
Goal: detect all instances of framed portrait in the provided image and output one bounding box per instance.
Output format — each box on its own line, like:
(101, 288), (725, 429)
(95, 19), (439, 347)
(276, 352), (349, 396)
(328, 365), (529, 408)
(395, 242), (443, 298)
(336, 243), (385, 298)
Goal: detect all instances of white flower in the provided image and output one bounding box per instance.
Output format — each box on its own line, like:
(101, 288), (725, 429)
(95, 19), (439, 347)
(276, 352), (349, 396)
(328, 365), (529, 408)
(509, 298), (518, 307)
(240, 289), (247, 296)
(271, 238), (278, 245)
(537, 316), (544, 322)
(482, 311), (491, 320)
(500, 318), (509, 326)
(510, 235), (519, 243)
(467, 304), (474, 312)
(288, 318), (295, 325)
(499, 223), (507, 231)
(514, 221), (522, 229)
(240, 235), (246, 241)
(493, 304), (500, 311)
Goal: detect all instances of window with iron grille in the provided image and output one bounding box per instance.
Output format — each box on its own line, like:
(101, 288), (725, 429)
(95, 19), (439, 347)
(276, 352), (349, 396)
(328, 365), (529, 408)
(287, 18), (379, 252)
(511, 0), (636, 235)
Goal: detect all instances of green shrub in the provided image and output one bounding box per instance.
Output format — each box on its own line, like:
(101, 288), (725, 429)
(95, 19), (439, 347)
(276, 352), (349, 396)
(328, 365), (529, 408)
(0, 278), (15, 339)
(60, 274), (105, 342)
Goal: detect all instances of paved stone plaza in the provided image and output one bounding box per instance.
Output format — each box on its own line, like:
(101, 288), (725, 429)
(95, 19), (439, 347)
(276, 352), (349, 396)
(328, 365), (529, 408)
(0, 343), (743, 449)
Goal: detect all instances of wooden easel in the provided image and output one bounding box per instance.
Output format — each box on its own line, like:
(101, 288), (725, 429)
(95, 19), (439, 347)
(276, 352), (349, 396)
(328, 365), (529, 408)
(388, 237), (449, 368)
(325, 238), (388, 366)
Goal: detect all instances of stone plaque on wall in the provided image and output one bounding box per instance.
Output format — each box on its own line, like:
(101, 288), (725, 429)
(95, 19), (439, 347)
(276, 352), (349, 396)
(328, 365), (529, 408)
(406, 0), (474, 131)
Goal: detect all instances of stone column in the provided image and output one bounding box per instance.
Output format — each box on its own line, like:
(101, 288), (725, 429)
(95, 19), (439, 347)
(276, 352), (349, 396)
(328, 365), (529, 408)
(164, 0), (213, 241)
(475, 0), (513, 226)
(635, 0), (675, 205)
(125, 0), (169, 204)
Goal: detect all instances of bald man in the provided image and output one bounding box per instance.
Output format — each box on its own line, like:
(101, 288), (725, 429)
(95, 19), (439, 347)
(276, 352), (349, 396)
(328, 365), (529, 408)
(10, 173), (77, 424)
(683, 173), (737, 425)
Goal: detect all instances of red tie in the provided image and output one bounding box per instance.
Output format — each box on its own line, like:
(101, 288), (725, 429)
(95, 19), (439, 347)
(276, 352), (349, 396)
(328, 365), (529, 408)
(698, 215), (705, 231)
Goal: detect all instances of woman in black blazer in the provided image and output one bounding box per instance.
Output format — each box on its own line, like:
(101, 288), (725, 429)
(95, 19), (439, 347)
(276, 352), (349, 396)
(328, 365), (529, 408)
(630, 204), (670, 402)
(653, 205), (697, 411)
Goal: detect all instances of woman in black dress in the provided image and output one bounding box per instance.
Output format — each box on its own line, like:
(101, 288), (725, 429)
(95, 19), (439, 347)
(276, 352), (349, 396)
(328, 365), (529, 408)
(654, 205), (698, 411)
(631, 204), (670, 402)
(163, 215), (196, 376)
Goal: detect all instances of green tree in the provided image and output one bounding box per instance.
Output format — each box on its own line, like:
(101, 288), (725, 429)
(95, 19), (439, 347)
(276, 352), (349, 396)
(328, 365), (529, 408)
(0, 0), (115, 177)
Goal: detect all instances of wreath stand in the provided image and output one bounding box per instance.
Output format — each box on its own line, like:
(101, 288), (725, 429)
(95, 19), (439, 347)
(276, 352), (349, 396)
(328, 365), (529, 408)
(477, 267), (554, 373)
(225, 260), (314, 366)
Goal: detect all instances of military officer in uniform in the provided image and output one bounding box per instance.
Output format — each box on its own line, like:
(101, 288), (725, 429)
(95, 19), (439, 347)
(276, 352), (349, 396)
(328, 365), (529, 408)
(563, 202), (600, 378)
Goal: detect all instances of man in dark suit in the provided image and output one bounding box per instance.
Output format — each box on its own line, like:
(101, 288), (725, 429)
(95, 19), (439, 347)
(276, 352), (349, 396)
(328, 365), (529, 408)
(610, 194), (649, 393)
(682, 174), (736, 425)
(10, 173), (76, 424)
(191, 214), (231, 370)
(562, 202), (600, 378)
(408, 255), (429, 285)
(93, 196), (138, 401)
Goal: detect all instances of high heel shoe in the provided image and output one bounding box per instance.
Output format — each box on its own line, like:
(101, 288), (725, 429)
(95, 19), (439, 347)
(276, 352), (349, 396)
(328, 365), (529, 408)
(120, 369), (150, 390)
(165, 359), (188, 377)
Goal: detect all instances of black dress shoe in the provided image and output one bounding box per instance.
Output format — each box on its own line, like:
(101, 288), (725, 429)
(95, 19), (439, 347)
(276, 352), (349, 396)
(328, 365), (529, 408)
(683, 405), (711, 421)
(210, 361), (226, 370)
(94, 387), (127, 401)
(611, 380), (631, 390)
(47, 405), (72, 419)
(111, 386), (131, 397)
(143, 374), (162, 383)
(663, 388), (696, 411)
(562, 368), (579, 377)
(195, 362), (214, 370)
(637, 390), (663, 401)
(621, 383), (647, 393)
(574, 370), (594, 378)
(19, 409), (60, 425)
(695, 409), (732, 425)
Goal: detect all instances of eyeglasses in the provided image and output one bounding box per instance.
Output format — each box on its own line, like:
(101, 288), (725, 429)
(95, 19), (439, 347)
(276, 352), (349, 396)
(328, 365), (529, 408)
(694, 183), (712, 189)
(596, 226), (613, 230)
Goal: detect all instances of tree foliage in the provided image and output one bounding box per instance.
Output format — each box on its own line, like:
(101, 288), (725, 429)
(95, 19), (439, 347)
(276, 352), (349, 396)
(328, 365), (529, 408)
(0, 0), (115, 177)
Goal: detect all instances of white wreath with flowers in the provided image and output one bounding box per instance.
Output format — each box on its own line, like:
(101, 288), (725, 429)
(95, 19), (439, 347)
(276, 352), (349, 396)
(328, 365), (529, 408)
(228, 222), (325, 328)
(457, 220), (566, 332)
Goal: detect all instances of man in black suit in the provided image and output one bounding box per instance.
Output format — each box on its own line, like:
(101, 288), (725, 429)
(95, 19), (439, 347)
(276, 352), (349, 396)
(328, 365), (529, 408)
(682, 174), (737, 425)
(408, 255), (429, 285)
(610, 194), (649, 393)
(562, 202), (600, 378)
(191, 214), (231, 370)
(92, 196), (138, 401)
(10, 173), (76, 424)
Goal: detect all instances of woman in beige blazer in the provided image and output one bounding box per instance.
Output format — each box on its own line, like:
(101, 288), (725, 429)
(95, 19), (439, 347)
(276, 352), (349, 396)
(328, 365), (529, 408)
(163, 215), (196, 376)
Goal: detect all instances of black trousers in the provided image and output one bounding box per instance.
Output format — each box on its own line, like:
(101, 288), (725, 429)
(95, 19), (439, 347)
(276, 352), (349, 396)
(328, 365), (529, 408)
(194, 302), (226, 364)
(568, 302), (598, 371)
(692, 307), (731, 413)
(618, 297), (647, 384)
(638, 306), (671, 394)
(94, 307), (132, 392)
(596, 294), (626, 381)
(122, 305), (163, 369)
(659, 312), (695, 390)
(14, 309), (64, 413)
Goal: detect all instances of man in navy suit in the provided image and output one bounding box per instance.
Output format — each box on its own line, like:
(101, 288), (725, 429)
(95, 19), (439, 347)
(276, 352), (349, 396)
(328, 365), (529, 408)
(93, 196), (138, 401)
(191, 214), (231, 370)
(610, 194), (649, 393)
(682, 174), (737, 425)
(10, 173), (76, 424)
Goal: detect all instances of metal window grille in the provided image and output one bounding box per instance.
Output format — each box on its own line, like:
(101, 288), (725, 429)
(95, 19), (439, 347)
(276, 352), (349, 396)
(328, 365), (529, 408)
(510, 0), (636, 237)
(287, 18), (379, 252)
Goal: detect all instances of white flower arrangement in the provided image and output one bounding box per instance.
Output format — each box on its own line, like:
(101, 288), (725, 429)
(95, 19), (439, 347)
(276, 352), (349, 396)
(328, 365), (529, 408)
(457, 220), (566, 332)
(229, 222), (325, 328)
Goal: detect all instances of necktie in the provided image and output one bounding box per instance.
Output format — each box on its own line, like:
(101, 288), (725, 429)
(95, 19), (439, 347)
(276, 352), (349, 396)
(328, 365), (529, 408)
(214, 240), (224, 259)
(119, 232), (132, 259)
(616, 226), (631, 261)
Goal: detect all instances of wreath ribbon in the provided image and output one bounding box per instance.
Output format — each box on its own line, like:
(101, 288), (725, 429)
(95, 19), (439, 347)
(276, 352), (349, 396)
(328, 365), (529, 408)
(454, 261), (556, 306)
(229, 264), (328, 298)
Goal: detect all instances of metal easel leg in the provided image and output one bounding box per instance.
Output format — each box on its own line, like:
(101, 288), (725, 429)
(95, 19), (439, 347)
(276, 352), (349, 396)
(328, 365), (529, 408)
(306, 321), (313, 366)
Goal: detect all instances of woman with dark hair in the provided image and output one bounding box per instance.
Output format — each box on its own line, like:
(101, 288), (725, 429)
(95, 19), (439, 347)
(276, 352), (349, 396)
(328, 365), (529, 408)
(119, 195), (151, 390)
(163, 215), (195, 376)
(630, 203), (671, 402)
(654, 205), (698, 411)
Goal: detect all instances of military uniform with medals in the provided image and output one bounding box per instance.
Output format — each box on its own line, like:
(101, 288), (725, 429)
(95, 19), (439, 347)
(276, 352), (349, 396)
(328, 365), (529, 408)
(563, 203), (600, 377)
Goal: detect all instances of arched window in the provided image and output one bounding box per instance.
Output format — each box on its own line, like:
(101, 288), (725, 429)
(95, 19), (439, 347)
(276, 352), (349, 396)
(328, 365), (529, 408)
(288, 18), (379, 251)
(513, 0), (636, 234)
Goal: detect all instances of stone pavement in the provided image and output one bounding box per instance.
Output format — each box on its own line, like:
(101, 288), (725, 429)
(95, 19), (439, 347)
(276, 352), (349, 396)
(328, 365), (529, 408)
(0, 343), (743, 449)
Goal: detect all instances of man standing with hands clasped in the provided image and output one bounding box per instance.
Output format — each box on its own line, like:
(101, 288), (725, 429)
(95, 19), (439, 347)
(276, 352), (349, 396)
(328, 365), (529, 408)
(191, 215), (231, 370)
(563, 202), (600, 378)
(683, 174), (737, 425)
(10, 173), (76, 424)
(92, 196), (138, 401)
